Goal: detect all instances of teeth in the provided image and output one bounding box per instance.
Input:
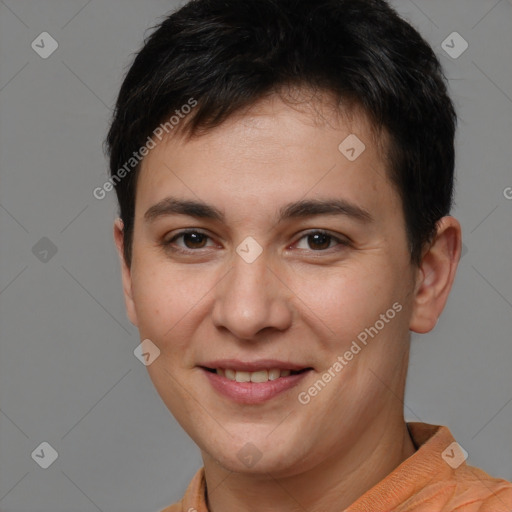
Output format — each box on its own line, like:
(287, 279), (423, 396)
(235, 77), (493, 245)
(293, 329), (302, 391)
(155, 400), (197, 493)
(268, 368), (281, 380)
(215, 368), (299, 382)
(235, 371), (251, 383)
(250, 370), (268, 383)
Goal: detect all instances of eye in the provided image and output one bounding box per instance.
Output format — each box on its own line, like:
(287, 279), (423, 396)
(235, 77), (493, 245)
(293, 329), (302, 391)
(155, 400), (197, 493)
(164, 229), (215, 252)
(162, 229), (350, 255)
(293, 230), (349, 252)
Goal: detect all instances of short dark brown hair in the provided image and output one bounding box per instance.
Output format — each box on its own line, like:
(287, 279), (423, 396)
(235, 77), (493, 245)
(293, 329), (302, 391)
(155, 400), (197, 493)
(105, 0), (457, 267)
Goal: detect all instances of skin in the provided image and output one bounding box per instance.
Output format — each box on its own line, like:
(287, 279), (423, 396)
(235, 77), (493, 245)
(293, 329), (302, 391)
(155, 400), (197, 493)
(114, 92), (462, 512)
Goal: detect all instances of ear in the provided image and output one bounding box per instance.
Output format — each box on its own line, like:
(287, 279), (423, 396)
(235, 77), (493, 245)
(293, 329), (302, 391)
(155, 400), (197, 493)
(113, 218), (139, 327)
(410, 216), (462, 334)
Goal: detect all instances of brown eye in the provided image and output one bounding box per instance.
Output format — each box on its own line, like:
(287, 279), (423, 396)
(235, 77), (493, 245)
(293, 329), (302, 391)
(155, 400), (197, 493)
(306, 232), (332, 250)
(294, 230), (349, 252)
(164, 230), (213, 252)
(180, 232), (208, 249)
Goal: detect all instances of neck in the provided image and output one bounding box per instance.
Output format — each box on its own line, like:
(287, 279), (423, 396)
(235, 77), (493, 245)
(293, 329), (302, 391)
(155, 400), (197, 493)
(203, 416), (417, 512)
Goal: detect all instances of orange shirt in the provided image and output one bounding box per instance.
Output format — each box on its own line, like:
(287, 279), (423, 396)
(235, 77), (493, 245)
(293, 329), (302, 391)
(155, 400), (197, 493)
(160, 422), (512, 512)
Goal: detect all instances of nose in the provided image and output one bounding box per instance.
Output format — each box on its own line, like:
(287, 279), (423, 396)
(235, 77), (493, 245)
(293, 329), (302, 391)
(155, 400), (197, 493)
(211, 248), (294, 340)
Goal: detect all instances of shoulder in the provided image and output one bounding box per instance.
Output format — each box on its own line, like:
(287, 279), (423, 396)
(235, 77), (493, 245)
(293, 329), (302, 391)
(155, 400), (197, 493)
(403, 423), (512, 511)
(158, 467), (206, 512)
(397, 462), (512, 512)
(450, 463), (512, 512)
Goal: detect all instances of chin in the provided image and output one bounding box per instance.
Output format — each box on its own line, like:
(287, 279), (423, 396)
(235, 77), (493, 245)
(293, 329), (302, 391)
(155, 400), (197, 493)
(203, 435), (310, 477)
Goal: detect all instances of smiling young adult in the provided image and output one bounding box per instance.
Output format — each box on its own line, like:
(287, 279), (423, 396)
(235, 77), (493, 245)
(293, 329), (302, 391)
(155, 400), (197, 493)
(105, 1), (512, 511)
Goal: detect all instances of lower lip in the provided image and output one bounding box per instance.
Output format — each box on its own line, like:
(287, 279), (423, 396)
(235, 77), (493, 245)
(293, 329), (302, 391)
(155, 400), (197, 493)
(201, 368), (312, 404)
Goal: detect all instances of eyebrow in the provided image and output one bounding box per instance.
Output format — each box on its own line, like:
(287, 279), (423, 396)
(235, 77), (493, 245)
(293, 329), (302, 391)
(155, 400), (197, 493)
(144, 196), (373, 224)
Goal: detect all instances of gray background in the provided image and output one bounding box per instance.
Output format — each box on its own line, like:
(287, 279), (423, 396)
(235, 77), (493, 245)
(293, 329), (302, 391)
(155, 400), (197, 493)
(0, 0), (511, 511)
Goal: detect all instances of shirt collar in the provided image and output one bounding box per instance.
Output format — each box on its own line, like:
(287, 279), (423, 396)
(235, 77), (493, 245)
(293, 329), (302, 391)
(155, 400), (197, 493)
(179, 422), (458, 512)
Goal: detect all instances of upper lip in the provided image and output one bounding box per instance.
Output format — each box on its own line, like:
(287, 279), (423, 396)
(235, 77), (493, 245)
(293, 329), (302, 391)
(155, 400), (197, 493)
(200, 359), (311, 372)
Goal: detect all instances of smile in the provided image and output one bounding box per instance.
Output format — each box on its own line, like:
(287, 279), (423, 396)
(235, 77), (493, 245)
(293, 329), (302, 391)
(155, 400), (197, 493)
(205, 367), (307, 382)
(200, 365), (313, 404)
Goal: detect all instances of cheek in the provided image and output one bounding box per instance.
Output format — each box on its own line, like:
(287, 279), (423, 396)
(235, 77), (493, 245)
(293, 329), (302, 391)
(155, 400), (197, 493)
(129, 260), (201, 349)
(289, 264), (394, 340)
(130, 256), (238, 366)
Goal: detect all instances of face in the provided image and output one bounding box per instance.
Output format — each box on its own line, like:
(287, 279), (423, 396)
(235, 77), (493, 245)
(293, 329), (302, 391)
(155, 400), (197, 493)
(116, 94), (426, 477)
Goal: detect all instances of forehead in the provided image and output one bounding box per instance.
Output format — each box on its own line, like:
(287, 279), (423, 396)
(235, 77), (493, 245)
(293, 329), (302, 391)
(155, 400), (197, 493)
(135, 93), (398, 225)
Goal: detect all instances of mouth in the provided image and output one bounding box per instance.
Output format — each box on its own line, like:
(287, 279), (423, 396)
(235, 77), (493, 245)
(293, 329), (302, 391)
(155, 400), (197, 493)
(199, 365), (313, 404)
(201, 366), (311, 382)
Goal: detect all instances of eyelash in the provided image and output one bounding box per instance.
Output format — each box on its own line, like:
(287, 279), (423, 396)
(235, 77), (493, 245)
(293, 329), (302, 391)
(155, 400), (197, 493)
(162, 229), (350, 255)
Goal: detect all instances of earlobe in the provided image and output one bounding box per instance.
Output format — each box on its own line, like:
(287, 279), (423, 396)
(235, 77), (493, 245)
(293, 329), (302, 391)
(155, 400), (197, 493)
(409, 216), (462, 334)
(113, 218), (139, 327)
